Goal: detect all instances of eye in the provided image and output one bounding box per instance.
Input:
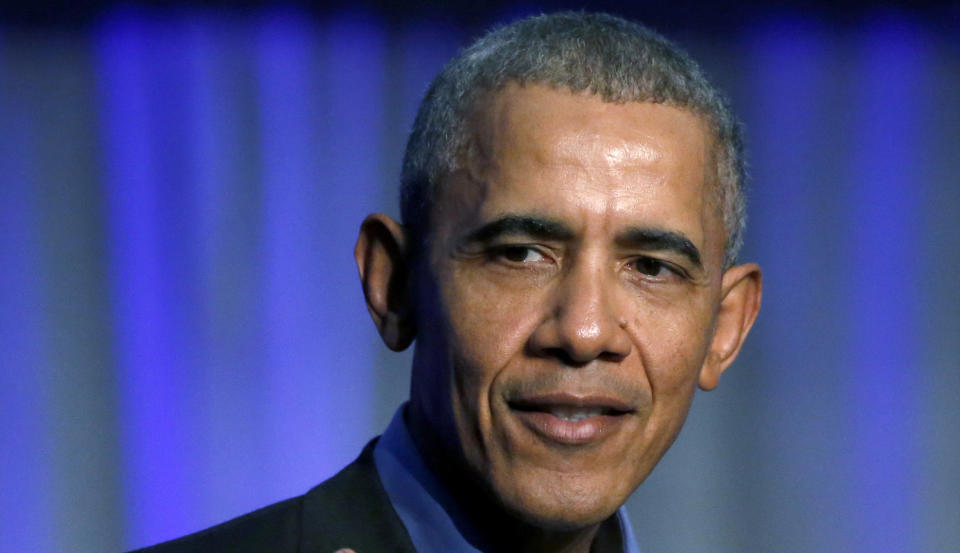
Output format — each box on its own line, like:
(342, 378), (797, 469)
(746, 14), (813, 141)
(493, 245), (547, 264)
(631, 257), (677, 278)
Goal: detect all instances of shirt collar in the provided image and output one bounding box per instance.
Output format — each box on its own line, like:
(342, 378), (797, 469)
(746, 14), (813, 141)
(373, 405), (641, 553)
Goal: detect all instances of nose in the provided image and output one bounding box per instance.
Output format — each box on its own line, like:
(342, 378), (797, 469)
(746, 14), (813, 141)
(527, 258), (633, 365)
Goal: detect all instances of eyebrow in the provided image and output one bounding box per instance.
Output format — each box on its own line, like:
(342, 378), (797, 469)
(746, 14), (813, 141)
(462, 215), (703, 269)
(617, 227), (703, 268)
(463, 214), (575, 244)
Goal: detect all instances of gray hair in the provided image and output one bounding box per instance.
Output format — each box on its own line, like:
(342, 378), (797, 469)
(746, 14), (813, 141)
(400, 11), (746, 268)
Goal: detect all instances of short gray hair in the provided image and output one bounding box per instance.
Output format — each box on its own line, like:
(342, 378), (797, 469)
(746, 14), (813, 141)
(400, 11), (746, 268)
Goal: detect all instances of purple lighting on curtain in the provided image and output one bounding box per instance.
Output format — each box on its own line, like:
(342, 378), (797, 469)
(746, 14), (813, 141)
(846, 18), (926, 553)
(256, 9), (382, 498)
(744, 19), (838, 551)
(95, 8), (394, 548)
(0, 65), (57, 551)
(96, 11), (205, 545)
(180, 13), (272, 523)
(397, 21), (460, 131)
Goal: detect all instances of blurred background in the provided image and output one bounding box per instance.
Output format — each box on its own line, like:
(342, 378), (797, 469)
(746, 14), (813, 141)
(1, 1), (958, 552)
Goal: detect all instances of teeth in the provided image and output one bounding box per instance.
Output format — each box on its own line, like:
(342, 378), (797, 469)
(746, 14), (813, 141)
(548, 407), (604, 422)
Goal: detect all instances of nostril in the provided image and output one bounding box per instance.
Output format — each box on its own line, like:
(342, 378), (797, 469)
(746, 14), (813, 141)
(597, 349), (628, 363)
(539, 347), (592, 367)
(529, 341), (627, 366)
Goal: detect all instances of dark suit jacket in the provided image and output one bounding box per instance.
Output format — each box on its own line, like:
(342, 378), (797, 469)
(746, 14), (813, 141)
(130, 440), (418, 553)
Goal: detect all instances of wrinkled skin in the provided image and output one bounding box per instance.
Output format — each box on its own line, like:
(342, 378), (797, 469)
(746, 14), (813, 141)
(356, 84), (762, 553)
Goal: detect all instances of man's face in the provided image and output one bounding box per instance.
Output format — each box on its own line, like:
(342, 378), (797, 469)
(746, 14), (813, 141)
(409, 84), (738, 529)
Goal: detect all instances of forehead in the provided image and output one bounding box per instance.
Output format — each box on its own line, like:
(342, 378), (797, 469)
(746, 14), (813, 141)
(474, 85), (709, 167)
(437, 84), (724, 263)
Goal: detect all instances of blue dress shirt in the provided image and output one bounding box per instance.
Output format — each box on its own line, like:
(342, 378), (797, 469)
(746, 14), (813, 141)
(373, 406), (642, 553)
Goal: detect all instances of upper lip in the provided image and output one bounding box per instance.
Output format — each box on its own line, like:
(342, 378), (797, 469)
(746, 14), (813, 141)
(507, 392), (636, 415)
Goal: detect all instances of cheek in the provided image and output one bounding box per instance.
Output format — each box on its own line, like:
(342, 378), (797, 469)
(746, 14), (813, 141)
(627, 301), (713, 464)
(629, 296), (715, 394)
(439, 273), (549, 473)
(443, 268), (544, 369)
(440, 270), (546, 415)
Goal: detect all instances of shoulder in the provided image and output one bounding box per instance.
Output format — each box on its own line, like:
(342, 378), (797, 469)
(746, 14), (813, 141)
(129, 439), (416, 553)
(127, 495), (303, 553)
(299, 438), (417, 553)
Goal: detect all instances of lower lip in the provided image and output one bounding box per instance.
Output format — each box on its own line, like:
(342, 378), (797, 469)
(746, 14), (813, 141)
(510, 410), (626, 446)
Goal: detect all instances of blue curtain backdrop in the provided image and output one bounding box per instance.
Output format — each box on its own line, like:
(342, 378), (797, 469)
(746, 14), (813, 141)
(1, 4), (958, 553)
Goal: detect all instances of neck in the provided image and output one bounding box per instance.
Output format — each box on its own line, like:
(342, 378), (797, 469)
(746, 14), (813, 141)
(405, 404), (606, 553)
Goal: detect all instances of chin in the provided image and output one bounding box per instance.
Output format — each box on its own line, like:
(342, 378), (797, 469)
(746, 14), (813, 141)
(492, 469), (628, 531)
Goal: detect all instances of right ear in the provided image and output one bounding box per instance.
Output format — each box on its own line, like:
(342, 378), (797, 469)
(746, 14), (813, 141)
(354, 213), (416, 351)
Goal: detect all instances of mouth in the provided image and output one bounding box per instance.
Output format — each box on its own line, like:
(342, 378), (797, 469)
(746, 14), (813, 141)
(506, 394), (635, 446)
